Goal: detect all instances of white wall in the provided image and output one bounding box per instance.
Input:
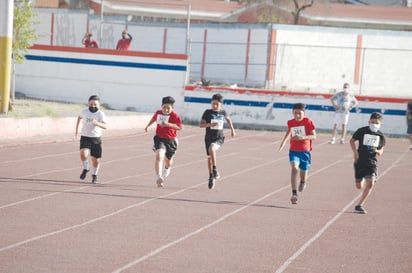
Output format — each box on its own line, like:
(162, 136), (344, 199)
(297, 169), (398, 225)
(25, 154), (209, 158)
(15, 45), (188, 113)
(33, 9), (412, 98)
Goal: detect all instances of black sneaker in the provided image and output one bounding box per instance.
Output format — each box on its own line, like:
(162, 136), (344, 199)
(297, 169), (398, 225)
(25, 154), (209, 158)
(213, 169), (220, 179)
(92, 175), (98, 184)
(355, 205), (366, 214)
(80, 169), (89, 180)
(208, 177), (215, 190)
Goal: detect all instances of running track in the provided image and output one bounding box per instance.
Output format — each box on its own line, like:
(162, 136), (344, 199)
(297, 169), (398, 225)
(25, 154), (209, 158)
(0, 127), (411, 273)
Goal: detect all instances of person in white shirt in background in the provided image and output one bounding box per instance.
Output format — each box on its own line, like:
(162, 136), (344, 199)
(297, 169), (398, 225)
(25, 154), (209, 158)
(330, 83), (358, 144)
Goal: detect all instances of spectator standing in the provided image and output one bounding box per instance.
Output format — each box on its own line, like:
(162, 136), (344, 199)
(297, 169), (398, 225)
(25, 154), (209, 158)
(330, 83), (358, 144)
(116, 30), (133, 50)
(82, 33), (99, 48)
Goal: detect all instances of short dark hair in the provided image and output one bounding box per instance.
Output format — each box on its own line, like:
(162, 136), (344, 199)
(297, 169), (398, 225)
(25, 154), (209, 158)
(370, 112), (383, 121)
(212, 93), (223, 103)
(293, 103), (305, 111)
(88, 95), (100, 102)
(162, 96), (175, 105)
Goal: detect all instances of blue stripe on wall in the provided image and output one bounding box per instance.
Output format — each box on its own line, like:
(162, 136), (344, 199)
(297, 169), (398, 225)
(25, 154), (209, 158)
(25, 55), (187, 71)
(184, 96), (406, 116)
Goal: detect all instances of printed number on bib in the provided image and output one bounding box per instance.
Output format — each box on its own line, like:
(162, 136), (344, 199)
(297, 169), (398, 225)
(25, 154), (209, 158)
(211, 119), (224, 130)
(157, 114), (170, 125)
(363, 134), (380, 147)
(291, 126), (306, 137)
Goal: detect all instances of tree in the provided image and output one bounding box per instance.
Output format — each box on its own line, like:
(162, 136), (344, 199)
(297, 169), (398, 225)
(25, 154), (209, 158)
(11, 0), (39, 100)
(13, 0), (39, 64)
(292, 0), (314, 25)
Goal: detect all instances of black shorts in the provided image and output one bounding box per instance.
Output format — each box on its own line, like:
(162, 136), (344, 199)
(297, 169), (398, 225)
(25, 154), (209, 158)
(354, 161), (378, 181)
(80, 136), (102, 158)
(205, 135), (225, 156)
(153, 135), (178, 160)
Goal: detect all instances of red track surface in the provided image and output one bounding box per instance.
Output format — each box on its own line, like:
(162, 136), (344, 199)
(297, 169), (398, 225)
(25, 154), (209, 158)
(1, 128), (411, 273)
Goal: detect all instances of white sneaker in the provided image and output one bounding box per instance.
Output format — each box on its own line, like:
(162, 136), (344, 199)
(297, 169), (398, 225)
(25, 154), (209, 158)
(290, 194), (298, 205)
(330, 138), (335, 145)
(340, 138), (345, 144)
(163, 167), (171, 178)
(156, 176), (164, 187)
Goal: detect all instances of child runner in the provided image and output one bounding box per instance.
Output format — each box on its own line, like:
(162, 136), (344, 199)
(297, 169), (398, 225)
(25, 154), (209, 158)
(350, 112), (386, 214)
(75, 95), (107, 184)
(200, 93), (236, 190)
(406, 99), (412, 149)
(145, 96), (183, 187)
(279, 103), (316, 204)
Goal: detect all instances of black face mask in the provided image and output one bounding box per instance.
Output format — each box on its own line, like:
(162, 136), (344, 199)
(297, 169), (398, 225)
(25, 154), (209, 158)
(89, 106), (99, 113)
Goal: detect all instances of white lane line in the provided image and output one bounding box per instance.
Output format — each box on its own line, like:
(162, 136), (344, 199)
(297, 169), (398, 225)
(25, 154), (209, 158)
(273, 148), (409, 273)
(111, 153), (350, 272)
(0, 154), (284, 253)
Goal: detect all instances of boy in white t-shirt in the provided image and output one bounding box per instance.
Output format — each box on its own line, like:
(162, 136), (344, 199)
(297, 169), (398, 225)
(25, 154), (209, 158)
(75, 95), (107, 183)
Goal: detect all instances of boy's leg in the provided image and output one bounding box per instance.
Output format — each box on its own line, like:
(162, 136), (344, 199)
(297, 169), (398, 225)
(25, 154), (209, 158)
(79, 148), (90, 180)
(290, 162), (299, 204)
(330, 123), (338, 143)
(357, 178), (375, 207)
(299, 170), (308, 192)
(209, 143), (220, 179)
(155, 149), (165, 177)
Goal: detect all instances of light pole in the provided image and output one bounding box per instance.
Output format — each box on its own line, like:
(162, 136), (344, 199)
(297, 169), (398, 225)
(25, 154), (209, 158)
(0, 0), (13, 114)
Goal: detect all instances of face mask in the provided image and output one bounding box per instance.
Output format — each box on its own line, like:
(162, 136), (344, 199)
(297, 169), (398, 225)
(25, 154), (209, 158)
(89, 106), (98, 113)
(369, 123), (380, 132)
(343, 87), (349, 92)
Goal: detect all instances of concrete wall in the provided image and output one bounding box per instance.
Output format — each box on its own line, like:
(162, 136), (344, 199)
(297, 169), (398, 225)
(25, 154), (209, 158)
(14, 44), (408, 136)
(15, 45), (188, 113)
(33, 9), (412, 98)
(183, 86), (408, 136)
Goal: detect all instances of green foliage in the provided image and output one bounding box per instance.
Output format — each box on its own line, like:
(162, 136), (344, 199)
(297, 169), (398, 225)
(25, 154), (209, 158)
(13, 0), (39, 64)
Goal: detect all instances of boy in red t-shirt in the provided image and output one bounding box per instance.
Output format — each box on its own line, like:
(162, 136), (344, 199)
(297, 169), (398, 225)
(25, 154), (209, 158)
(145, 96), (183, 187)
(279, 103), (316, 204)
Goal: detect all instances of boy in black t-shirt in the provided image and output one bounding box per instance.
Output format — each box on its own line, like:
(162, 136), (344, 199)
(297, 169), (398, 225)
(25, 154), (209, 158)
(200, 94), (236, 190)
(350, 112), (386, 214)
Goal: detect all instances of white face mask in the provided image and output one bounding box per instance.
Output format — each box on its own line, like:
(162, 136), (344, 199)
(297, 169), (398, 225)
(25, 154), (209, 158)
(369, 123), (380, 132)
(343, 87), (349, 93)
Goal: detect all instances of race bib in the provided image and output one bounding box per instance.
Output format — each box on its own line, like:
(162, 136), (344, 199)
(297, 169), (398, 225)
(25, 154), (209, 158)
(363, 134), (380, 147)
(291, 126), (306, 137)
(156, 114), (170, 124)
(211, 118), (224, 130)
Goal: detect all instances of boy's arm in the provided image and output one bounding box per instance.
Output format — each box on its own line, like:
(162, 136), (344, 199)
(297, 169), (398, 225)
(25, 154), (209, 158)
(75, 116), (82, 138)
(376, 147), (384, 156)
(350, 138), (359, 161)
(145, 117), (156, 132)
(226, 116), (236, 137)
(279, 129), (291, 152)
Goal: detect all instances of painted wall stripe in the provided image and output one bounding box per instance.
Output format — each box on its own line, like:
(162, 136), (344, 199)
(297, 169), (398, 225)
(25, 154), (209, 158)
(25, 55), (187, 71)
(184, 96), (406, 116)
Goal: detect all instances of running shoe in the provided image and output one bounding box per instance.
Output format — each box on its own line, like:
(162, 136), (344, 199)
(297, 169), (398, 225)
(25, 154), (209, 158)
(213, 169), (220, 179)
(329, 138), (335, 145)
(298, 181), (306, 192)
(290, 194), (298, 205)
(156, 176), (164, 188)
(355, 205), (367, 214)
(163, 167), (171, 178)
(80, 169), (89, 180)
(340, 138), (345, 144)
(92, 175), (98, 184)
(208, 177), (215, 190)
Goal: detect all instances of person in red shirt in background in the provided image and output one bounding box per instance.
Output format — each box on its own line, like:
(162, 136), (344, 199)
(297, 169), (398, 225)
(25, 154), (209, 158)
(116, 30), (133, 50)
(82, 33), (99, 48)
(279, 103), (317, 205)
(145, 96), (183, 187)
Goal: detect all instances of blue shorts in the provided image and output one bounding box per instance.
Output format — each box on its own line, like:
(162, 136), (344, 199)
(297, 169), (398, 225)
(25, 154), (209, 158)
(289, 151), (311, 171)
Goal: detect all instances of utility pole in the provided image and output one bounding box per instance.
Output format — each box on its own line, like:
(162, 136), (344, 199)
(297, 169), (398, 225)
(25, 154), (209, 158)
(0, 0), (13, 114)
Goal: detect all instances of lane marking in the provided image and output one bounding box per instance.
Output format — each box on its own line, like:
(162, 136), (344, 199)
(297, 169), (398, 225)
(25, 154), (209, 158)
(273, 148), (409, 273)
